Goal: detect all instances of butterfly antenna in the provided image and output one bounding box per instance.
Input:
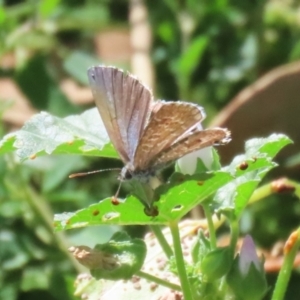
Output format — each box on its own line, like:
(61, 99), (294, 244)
(69, 168), (121, 178)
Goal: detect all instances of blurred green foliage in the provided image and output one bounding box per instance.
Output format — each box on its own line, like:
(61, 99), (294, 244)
(1, 0), (300, 299)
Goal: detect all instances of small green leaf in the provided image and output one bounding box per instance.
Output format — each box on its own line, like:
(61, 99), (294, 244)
(201, 247), (233, 281)
(244, 133), (292, 158)
(71, 232), (146, 280)
(214, 134), (292, 218)
(63, 51), (101, 85)
(214, 172), (264, 218)
(0, 108), (118, 160)
(195, 158), (210, 173)
(174, 35), (209, 93)
(211, 148), (222, 171)
(177, 35), (208, 78)
(42, 156), (87, 193)
(56, 5), (109, 31)
(0, 6), (6, 25)
(21, 265), (50, 290)
(191, 230), (211, 264)
(39, 0), (61, 18)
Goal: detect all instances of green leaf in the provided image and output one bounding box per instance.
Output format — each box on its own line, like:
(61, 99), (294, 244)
(244, 133), (292, 158)
(191, 230), (211, 264)
(54, 196), (154, 230)
(214, 134), (292, 218)
(177, 35), (208, 78)
(21, 265), (50, 290)
(63, 51), (101, 85)
(39, 0), (61, 18)
(42, 156), (87, 193)
(174, 35), (209, 94)
(71, 232), (146, 280)
(211, 148), (222, 171)
(0, 108), (118, 160)
(56, 5), (109, 31)
(15, 55), (76, 115)
(155, 172), (232, 221)
(201, 246), (233, 281)
(72, 227), (179, 299)
(0, 5), (6, 25)
(214, 172), (266, 218)
(54, 171), (232, 230)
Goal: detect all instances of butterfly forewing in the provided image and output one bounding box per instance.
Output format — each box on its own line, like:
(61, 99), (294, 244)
(88, 66), (153, 162)
(124, 76), (153, 159)
(133, 102), (205, 170)
(151, 128), (230, 169)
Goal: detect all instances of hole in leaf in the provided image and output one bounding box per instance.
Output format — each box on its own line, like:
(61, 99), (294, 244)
(81, 145), (97, 152)
(172, 205), (183, 211)
(102, 212), (120, 221)
(197, 181), (204, 186)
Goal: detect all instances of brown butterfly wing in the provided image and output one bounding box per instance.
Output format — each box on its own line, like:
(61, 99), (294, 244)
(151, 128), (231, 169)
(133, 101), (205, 170)
(88, 66), (153, 163)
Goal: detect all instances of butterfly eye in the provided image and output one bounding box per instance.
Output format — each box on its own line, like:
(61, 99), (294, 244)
(123, 171), (133, 180)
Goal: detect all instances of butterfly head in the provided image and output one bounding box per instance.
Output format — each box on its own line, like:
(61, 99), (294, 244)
(119, 163), (156, 183)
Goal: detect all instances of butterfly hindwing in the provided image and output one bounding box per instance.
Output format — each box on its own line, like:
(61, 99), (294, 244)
(152, 128), (230, 169)
(133, 101), (206, 170)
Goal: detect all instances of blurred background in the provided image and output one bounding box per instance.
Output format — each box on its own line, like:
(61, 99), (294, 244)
(1, 0), (300, 299)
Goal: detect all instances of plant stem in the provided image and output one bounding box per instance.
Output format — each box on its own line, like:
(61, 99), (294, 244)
(229, 218), (239, 254)
(137, 270), (181, 292)
(12, 163), (83, 273)
(150, 225), (173, 258)
(169, 221), (194, 300)
(202, 204), (217, 249)
(248, 183), (273, 204)
(249, 178), (300, 205)
(271, 228), (300, 300)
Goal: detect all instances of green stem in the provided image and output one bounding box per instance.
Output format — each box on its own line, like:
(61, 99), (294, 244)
(248, 183), (272, 204)
(249, 178), (300, 205)
(12, 163), (83, 273)
(203, 204), (217, 249)
(169, 221), (194, 300)
(150, 225), (173, 258)
(229, 218), (239, 254)
(271, 228), (300, 300)
(136, 270), (181, 292)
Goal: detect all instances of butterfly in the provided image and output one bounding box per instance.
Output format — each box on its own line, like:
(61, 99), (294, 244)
(88, 66), (230, 213)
